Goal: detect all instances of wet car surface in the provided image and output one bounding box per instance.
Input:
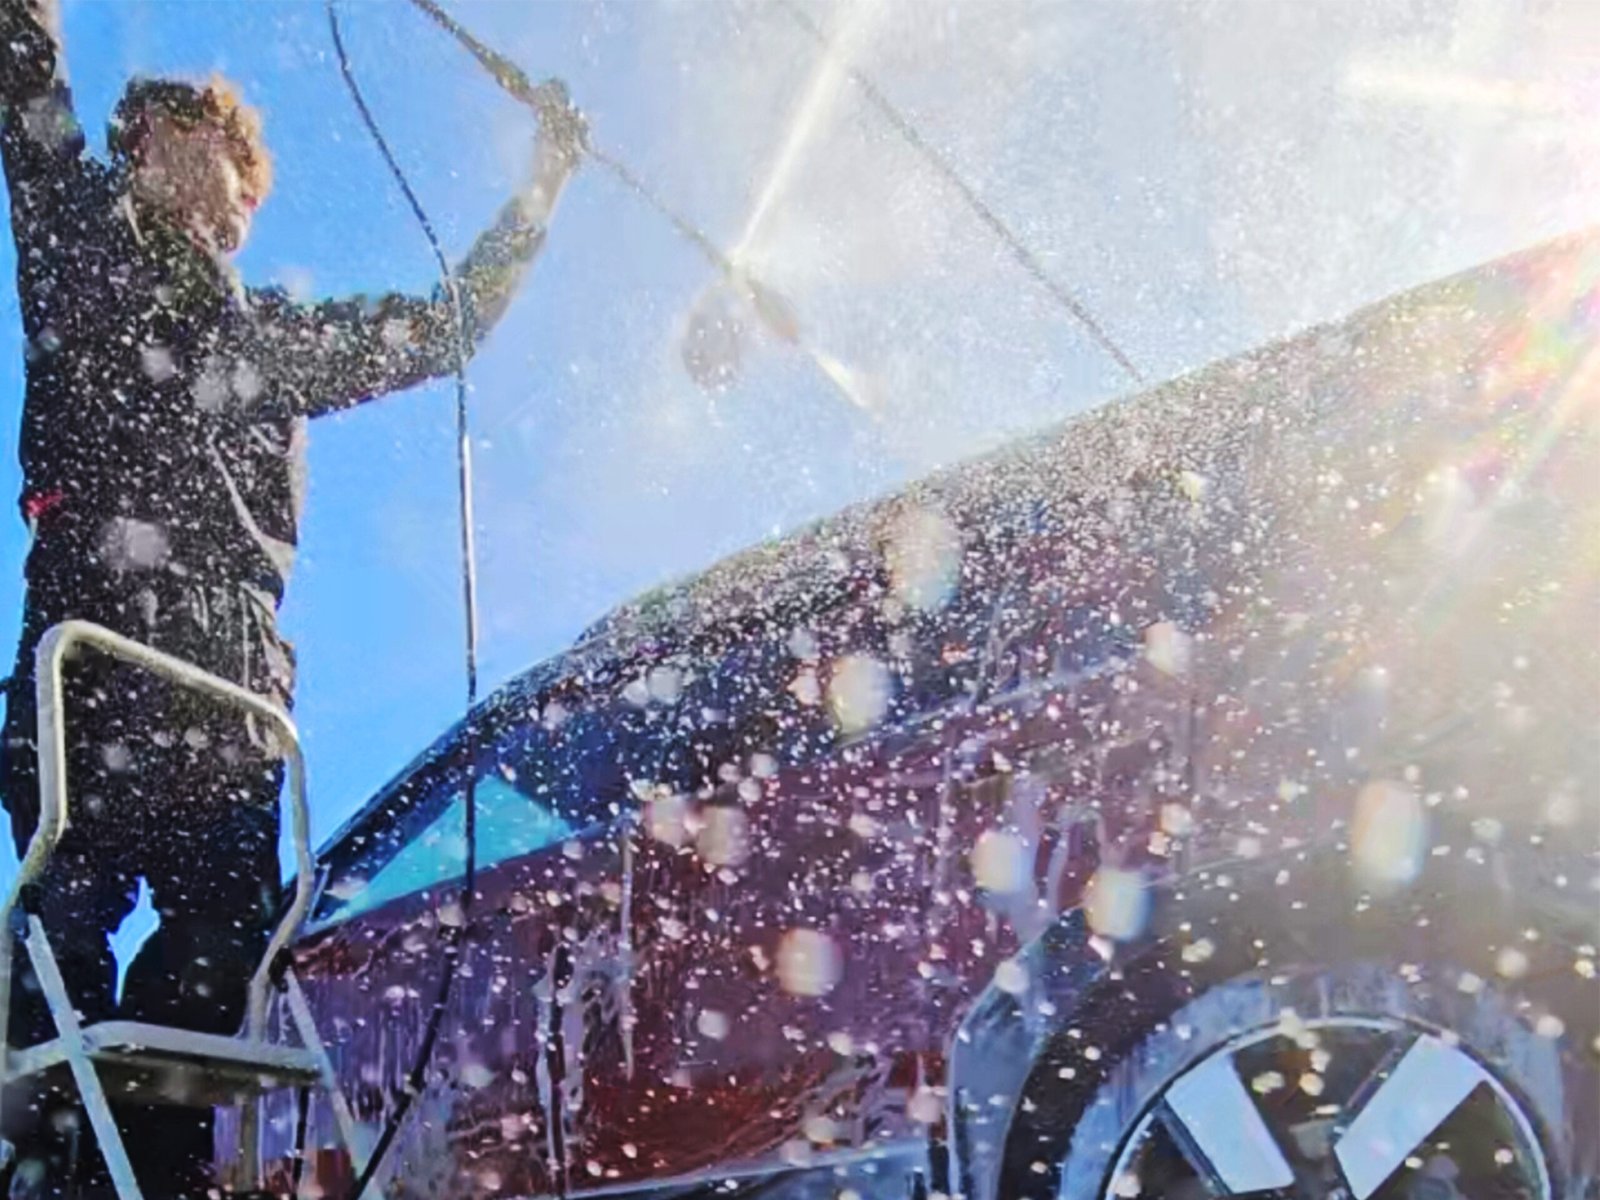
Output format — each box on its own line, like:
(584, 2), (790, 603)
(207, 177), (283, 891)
(247, 232), (1599, 1199)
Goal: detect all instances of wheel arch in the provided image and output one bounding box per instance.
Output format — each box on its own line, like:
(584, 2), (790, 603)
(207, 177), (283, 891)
(947, 843), (1599, 1200)
(946, 910), (1112, 1200)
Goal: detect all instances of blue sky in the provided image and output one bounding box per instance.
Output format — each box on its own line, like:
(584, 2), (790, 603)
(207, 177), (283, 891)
(1, 0), (1597, 855)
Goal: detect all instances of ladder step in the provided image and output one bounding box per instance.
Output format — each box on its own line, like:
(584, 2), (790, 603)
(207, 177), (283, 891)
(6, 1020), (325, 1107)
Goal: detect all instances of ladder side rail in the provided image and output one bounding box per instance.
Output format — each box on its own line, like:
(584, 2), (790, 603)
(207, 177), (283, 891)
(23, 913), (145, 1200)
(0, 620), (317, 1058)
(283, 966), (371, 1180)
(0, 618), (74, 1070)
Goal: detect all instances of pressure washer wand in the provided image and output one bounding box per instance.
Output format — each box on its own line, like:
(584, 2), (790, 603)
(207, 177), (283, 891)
(404, 0), (872, 408)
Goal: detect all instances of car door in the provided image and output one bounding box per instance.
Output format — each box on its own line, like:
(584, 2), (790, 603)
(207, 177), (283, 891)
(258, 705), (633, 1199)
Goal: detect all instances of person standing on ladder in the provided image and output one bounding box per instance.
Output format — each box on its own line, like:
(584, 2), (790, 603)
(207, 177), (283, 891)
(0, 0), (587, 1194)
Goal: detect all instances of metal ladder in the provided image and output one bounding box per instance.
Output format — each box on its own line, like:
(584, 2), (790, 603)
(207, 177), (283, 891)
(0, 620), (369, 1198)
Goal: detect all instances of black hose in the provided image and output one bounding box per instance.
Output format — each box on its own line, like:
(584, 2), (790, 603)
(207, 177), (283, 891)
(290, 1084), (311, 1196)
(324, 3), (482, 1196)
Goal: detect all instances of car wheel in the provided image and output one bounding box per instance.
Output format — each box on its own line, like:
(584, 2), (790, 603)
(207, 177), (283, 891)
(1059, 959), (1582, 1200)
(999, 852), (1598, 1200)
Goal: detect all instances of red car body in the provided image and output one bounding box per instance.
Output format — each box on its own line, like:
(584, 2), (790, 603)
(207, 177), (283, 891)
(248, 231), (1600, 1198)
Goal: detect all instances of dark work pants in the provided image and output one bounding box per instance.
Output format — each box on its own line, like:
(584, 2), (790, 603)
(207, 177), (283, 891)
(1, 657), (284, 1200)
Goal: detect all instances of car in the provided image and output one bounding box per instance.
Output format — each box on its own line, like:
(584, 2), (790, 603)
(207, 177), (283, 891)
(240, 230), (1600, 1200)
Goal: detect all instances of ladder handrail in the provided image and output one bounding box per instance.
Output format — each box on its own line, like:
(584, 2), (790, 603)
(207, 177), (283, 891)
(0, 619), (316, 1048)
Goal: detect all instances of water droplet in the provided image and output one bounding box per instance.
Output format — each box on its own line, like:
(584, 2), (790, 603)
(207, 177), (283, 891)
(803, 1114), (839, 1144)
(908, 1088), (942, 1124)
(828, 655), (890, 733)
(1351, 779), (1427, 890)
(789, 668), (822, 707)
(1085, 867), (1149, 941)
(994, 959), (1029, 995)
(1496, 947), (1529, 979)
(780, 1140), (813, 1168)
(1534, 1013), (1565, 1039)
(777, 929), (842, 997)
(647, 666), (683, 704)
(1143, 622), (1191, 677)
(139, 343), (175, 383)
(971, 830), (1029, 893)
(849, 812), (880, 840)
(1251, 1070), (1285, 1095)
(646, 792), (691, 848)
(886, 508), (962, 611)
(697, 805), (750, 867)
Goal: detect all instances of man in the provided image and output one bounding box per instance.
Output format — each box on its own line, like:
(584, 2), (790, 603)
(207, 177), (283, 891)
(0, 0), (585, 1194)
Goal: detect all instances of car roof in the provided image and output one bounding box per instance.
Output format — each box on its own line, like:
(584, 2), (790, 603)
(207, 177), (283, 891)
(313, 226), (1600, 871)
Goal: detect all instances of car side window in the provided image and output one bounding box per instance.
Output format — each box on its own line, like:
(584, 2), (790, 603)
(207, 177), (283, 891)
(312, 773), (573, 928)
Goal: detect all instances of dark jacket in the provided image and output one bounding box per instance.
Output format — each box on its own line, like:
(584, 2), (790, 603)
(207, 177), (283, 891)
(0, 0), (553, 709)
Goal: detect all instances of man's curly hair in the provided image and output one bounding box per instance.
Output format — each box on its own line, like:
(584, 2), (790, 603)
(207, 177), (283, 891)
(109, 75), (273, 199)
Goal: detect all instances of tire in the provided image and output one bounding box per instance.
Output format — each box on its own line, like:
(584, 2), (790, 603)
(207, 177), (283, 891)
(997, 850), (1599, 1200)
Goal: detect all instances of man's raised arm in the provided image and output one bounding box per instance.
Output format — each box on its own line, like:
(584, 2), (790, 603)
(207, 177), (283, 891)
(254, 102), (585, 420)
(1, 0), (91, 261)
